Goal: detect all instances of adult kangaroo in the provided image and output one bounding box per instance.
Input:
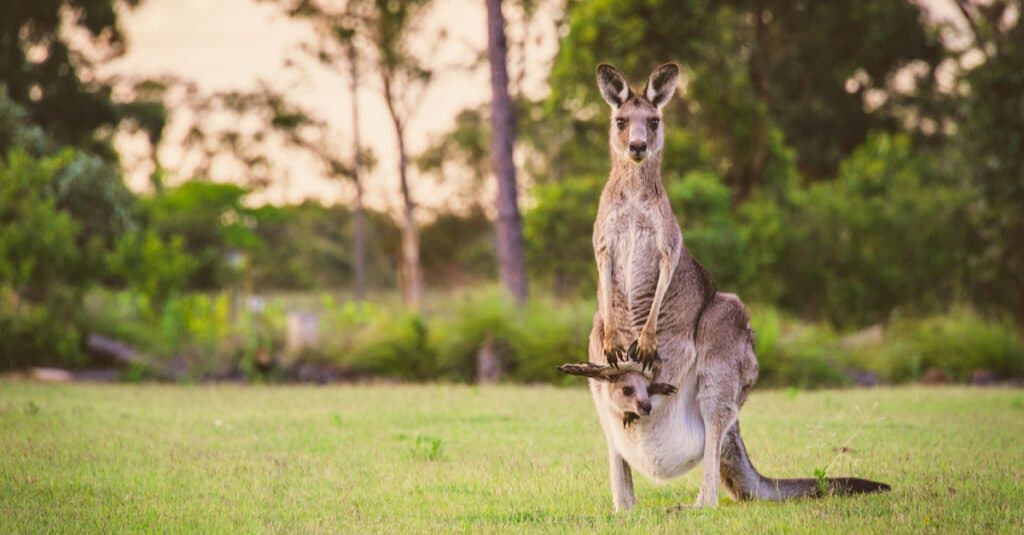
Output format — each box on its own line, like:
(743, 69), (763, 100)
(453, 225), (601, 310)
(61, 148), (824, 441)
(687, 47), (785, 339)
(558, 63), (890, 512)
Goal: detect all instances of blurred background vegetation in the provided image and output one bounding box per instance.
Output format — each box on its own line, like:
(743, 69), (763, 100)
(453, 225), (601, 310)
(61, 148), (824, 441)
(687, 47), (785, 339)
(1, 0), (1022, 386)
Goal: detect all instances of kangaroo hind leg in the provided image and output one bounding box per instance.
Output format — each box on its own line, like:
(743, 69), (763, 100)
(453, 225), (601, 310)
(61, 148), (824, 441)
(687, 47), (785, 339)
(692, 293), (758, 507)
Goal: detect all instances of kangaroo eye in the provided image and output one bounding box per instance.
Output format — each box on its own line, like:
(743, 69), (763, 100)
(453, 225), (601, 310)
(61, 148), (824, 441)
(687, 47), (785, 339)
(615, 118), (626, 130)
(648, 118), (660, 130)
(622, 386), (634, 396)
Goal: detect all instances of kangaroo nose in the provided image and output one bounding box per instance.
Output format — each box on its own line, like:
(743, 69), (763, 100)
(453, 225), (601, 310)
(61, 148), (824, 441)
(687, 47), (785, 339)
(638, 401), (652, 415)
(629, 141), (647, 154)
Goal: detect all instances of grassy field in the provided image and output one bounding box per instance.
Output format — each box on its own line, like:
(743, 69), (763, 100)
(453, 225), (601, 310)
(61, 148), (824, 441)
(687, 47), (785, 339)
(1, 383), (1022, 534)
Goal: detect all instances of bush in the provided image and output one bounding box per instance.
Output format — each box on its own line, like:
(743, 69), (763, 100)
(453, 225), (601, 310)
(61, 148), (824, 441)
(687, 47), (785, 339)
(748, 305), (850, 388)
(86, 289), (285, 380)
(847, 308), (1024, 383)
(84, 286), (1024, 387)
(304, 287), (594, 383)
(524, 176), (601, 296)
(762, 134), (972, 327)
(343, 309), (436, 380)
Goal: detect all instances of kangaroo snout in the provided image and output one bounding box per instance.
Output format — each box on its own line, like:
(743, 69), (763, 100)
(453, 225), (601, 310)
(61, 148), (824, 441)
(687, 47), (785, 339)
(629, 141), (647, 161)
(638, 400), (652, 415)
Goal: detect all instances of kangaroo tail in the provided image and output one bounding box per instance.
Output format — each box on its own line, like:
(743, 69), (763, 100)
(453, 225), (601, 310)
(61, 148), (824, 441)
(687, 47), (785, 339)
(720, 423), (891, 500)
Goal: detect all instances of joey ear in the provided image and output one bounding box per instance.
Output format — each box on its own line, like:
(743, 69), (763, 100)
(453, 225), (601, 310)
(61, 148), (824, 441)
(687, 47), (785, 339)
(596, 64), (632, 109)
(648, 382), (678, 396)
(643, 63), (680, 110)
(558, 362), (619, 381)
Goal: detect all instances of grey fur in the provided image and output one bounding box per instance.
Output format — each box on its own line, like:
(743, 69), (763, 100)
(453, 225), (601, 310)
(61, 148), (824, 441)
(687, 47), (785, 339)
(567, 63), (890, 511)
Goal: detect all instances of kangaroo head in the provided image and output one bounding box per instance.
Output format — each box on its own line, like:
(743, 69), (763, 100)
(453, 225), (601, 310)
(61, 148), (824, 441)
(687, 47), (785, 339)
(596, 63), (679, 164)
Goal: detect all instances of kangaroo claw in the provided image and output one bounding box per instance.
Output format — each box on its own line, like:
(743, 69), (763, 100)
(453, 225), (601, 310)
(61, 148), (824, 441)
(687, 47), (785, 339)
(627, 339), (659, 372)
(604, 345), (625, 368)
(627, 340), (639, 361)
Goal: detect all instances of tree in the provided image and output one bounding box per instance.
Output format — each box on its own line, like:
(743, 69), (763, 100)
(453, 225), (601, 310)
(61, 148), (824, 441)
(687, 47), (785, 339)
(147, 79), (320, 190)
(954, 0), (1024, 333)
(369, 0), (440, 310)
(265, 0), (374, 299)
(0, 0), (150, 157)
(416, 107), (491, 209)
(486, 0), (528, 304)
(0, 149), (84, 368)
(345, 28), (369, 301)
(268, 0), (441, 309)
(541, 0), (944, 199)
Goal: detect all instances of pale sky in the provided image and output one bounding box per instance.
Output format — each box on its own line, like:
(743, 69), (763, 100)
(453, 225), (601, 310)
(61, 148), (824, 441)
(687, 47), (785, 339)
(103, 0), (560, 213)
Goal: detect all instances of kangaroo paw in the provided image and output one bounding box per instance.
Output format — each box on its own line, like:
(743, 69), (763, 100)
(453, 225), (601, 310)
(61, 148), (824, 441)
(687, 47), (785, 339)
(603, 342), (626, 368)
(627, 339), (659, 371)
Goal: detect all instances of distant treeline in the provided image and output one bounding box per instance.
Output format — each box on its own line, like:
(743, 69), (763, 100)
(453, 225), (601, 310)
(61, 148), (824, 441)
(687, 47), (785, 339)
(2, 0), (1023, 373)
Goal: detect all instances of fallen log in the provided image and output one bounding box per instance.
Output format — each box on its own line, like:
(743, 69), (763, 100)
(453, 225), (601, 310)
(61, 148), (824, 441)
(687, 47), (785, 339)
(86, 333), (183, 380)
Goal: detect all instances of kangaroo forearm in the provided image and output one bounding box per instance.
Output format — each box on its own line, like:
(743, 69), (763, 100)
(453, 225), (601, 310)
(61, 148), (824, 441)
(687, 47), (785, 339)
(597, 252), (614, 329)
(641, 252), (676, 336)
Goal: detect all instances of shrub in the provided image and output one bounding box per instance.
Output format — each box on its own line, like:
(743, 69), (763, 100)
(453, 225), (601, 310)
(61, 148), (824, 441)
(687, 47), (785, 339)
(86, 289), (285, 380)
(765, 134), (972, 327)
(343, 309), (436, 380)
(748, 305), (850, 388)
(847, 308), (1024, 382)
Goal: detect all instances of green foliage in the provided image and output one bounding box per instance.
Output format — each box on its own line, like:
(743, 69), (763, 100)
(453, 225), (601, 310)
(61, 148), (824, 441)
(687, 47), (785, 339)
(814, 467), (828, 496)
(420, 208), (495, 286)
(0, 0), (148, 156)
(0, 150), (81, 297)
(758, 134), (972, 326)
(543, 0), (942, 189)
(524, 176), (601, 295)
(141, 180), (261, 289)
(107, 230), (196, 311)
(344, 309), (436, 380)
(247, 202), (401, 291)
(847, 308), (1024, 383)
(0, 293), (86, 370)
(0, 149), (89, 368)
(86, 289), (286, 380)
(747, 305), (849, 388)
(427, 288), (592, 383)
(0, 80), (147, 369)
(667, 170), (748, 291)
(955, 1), (1024, 325)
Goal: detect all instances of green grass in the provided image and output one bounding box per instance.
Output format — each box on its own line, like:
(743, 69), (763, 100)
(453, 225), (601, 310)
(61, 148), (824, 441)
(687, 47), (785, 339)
(2, 384), (1022, 534)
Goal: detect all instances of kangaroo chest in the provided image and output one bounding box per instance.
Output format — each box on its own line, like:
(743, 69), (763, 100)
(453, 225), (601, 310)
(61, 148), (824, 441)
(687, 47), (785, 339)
(599, 197), (665, 330)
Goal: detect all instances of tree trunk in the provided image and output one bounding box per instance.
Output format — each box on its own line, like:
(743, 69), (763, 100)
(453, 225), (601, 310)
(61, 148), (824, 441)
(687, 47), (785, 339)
(348, 42), (367, 301)
(486, 0), (528, 304)
(397, 141), (422, 311)
(382, 73), (423, 310)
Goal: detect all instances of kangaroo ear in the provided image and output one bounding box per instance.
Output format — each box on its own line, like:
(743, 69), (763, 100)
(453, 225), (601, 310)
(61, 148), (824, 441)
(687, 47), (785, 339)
(644, 63), (680, 110)
(596, 64), (631, 109)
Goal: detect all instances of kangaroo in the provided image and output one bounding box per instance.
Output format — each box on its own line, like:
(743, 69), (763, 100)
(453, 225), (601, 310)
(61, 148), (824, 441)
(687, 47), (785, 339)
(559, 63), (890, 512)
